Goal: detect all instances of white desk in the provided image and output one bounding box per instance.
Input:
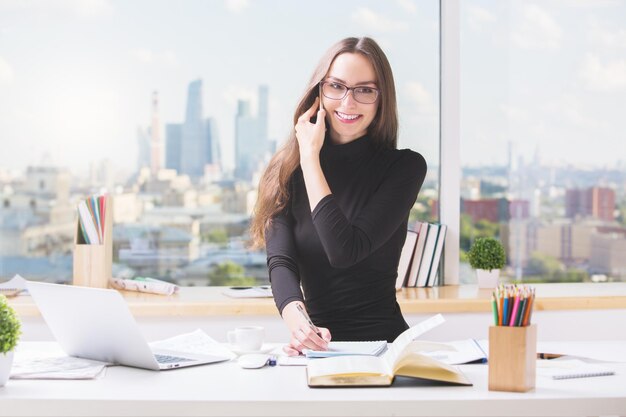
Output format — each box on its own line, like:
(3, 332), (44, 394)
(1, 342), (625, 417)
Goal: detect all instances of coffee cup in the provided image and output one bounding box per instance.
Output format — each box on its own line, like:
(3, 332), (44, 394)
(227, 326), (264, 351)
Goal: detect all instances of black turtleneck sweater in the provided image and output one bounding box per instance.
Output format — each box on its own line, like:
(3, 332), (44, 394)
(265, 135), (427, 342)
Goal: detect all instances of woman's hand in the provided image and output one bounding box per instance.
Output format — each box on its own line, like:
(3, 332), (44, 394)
(281, 301), (331, 356)
(295, 97), (326, 163)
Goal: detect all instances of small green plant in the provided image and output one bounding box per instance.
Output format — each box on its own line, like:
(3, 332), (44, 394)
(467, 237), (506, 271)
(0, 295), (21, 354)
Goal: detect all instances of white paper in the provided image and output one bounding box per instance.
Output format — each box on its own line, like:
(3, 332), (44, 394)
(0, 274), (28, 296)
(304, 340), (387, 358)
(409, 339), (487, 365)
(11, 351), (107, 380)
(149, 329), (236, 360)
(537, 359), (615, 379)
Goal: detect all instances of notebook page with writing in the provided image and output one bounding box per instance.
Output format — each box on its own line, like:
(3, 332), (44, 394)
(304, 340), (387, 358)
(537, 359), (615, 380)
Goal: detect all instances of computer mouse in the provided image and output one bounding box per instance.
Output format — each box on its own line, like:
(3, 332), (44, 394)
(237, 353), (270, 369)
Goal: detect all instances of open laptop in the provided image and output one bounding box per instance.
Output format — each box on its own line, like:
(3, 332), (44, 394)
(27, 281), (230, 370)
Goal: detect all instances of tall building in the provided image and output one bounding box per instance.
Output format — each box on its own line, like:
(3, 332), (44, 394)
(235, 85), (269, 181)
(180, 80), (205, 178)
(565, 187), (615, 222)
(165, 80), (221, 179)
(150, 91), (163, 174)
(136, 127), (150, 171)
(165, 124), (182, 173)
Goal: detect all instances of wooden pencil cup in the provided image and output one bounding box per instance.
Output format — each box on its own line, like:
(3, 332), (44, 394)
(488, 324), (537, 392)
(73, 195), (113, 288)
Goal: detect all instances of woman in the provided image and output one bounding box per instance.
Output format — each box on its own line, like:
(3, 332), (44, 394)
(250, 37), (427, 356)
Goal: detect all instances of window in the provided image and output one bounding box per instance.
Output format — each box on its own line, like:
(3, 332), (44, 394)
(0, 1), (440, 285)
(459, 0), (626, 283)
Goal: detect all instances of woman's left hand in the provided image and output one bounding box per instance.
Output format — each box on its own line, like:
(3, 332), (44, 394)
(295, 97), (326, 162)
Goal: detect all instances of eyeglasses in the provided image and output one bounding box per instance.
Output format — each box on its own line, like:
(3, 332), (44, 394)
(320, 81), (379, 104)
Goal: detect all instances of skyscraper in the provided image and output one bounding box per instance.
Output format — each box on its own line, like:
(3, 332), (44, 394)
(150, 91), (163, 174)
(164, 80), (221, 179)
(180, 80), (205, 178)
(165, 123), (182, 173)
(234, 85), (269, 181)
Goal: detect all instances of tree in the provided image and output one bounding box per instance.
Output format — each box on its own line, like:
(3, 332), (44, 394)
(207, 260), (256, 286)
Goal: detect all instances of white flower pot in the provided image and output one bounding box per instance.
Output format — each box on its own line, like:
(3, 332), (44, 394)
(0, 350), (14, 387)
(476, 269), (500, 289)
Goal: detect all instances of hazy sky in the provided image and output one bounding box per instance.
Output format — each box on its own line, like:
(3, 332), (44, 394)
(0, 0), (624, 177)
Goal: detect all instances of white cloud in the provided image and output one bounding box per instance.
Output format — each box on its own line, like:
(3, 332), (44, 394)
(0, 0), (113, 17)
(351, 7), (409, 33)
(225, 0), (250, 13)
(396, 0), (417, 14)
(0, 56), (14, 84)
(466, 5), (496, 32)
(500, 104), (528, 123)
(131, 49), (179, 67)
(580, 54), (626, 91)
(589, 22), (626, 49)
(541, 93), (609, 130)
(511, 4), (562, 50)
(404, 81), (434, 115)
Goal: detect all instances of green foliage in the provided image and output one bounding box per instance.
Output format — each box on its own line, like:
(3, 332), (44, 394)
(459, 214), (500, 252)
(467, 237), (506, 271)
(207, 260), (256, 286)
(204, 228), (229, 245)
(0, 295), (21, 354)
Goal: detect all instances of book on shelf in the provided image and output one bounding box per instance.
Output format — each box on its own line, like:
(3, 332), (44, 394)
(405, 222), (429, 287)
(306, 314), (472, 387)
(425, 224), (447, 287)
(395, 229), (418, 290)
(76, 195), (108, 245)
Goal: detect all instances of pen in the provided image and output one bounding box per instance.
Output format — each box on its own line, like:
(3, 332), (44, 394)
(296, 303), (322, 338)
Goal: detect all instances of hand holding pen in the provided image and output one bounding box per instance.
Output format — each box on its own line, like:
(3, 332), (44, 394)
(281, 301), (331, 356)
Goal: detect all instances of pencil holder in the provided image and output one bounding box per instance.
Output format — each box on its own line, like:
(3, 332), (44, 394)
(488, 324), (536, 392)
(73, 195), (113, 288)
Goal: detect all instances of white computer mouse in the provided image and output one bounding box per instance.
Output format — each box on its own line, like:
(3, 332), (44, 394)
(237, 353), (270, 369)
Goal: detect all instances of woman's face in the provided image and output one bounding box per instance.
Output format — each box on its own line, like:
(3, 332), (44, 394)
(322, 53), (379, 144)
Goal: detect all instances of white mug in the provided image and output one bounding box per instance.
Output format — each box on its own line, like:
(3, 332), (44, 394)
(227, 326), (264, 351)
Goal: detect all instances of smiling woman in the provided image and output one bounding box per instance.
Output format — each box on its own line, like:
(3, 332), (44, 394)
(251, 37), (427, 356)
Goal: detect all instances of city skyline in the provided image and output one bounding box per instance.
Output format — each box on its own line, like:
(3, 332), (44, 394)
(0, 0), (625, 174)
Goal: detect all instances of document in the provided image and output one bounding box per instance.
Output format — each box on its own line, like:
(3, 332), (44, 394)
(537, 359), (615, 380)
(407, 339), (487, 365)
(0, 274), (28, 297)
(304, 340), (387, 358)
(11, 350), (107, 380)
(149, 329), (236, 361)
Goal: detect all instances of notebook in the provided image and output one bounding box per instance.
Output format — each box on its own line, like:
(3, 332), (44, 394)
(303, 340), (387, 358)
(537, 359), (616, 380)
(27, 281), (230, 371)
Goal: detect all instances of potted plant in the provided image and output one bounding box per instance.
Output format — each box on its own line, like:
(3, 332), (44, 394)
(0, 294), (21, 387)
(467, 237), (506, 288)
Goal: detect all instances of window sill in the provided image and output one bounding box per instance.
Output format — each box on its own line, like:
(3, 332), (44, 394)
(10, 283), (626, 317)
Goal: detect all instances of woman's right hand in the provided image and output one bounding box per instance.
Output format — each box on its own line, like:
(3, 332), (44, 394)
(281, 301), (331, 356)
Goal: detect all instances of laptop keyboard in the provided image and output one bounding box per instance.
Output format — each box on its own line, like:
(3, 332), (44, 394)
(154, 354), (194, 364)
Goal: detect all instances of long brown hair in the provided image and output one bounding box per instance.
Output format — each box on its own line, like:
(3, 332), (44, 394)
(250, 37), (398, 248)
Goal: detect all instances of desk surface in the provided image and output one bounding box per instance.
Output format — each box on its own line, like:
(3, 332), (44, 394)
(1, 341), (625, 417)
(9, 282), (626, 317)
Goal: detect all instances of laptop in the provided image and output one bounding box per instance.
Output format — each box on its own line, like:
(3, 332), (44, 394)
(27, 281), (230, 370)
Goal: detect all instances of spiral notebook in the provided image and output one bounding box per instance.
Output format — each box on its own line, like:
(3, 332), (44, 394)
(537, 359), (615, 380)
(303, 340), (387, 358)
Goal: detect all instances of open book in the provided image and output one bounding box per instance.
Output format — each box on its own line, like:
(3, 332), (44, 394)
(307, 314), (472, 387)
